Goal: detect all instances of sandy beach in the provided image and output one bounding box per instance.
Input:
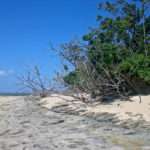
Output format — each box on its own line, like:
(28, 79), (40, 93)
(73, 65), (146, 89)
(0, 95), (150, 149)
(41, 94), (150, 122)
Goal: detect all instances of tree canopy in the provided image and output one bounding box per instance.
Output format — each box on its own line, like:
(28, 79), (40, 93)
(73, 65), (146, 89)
(58, 0), (150, 101)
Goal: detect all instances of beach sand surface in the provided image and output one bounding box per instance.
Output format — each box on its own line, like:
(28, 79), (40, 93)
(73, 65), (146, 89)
(41, 94), (150, 122)
(0, 95), (150, 149)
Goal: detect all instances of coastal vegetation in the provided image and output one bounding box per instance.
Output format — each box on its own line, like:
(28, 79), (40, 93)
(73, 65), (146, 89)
(59, 0), (150, 101)
(20, 0), (150, 101)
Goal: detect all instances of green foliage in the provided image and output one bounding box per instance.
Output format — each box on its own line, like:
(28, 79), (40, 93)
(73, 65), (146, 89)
(63, 69), (87, 88)
(88, 43), (122, 67)
(83, 0), (150, 81)
(119, 54), (150, 82)
(62, 0), (150, 97)
(64, 71), (80, 86)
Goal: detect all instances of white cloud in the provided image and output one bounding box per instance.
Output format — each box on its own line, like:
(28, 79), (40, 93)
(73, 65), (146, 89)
(0, 69), (14, 77)
(0, 70), (7, 76)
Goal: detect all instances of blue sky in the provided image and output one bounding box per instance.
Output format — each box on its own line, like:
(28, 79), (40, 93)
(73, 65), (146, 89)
(0, 0), (100, 92)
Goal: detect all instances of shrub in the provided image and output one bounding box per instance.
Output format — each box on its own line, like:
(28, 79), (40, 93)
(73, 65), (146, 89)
(118, 54), (150, 83)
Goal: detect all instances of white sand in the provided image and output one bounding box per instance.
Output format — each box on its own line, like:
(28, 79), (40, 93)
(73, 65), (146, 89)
(0, 96), (23, 104)
(41, 94), (150, 122)
(86, 95), (150, 122)
(40, 94), (75, 108)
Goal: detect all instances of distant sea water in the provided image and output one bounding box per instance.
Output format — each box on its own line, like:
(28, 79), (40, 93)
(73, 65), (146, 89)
(0, 93), (30, 96)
